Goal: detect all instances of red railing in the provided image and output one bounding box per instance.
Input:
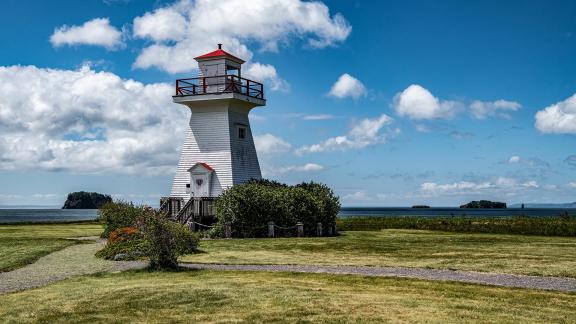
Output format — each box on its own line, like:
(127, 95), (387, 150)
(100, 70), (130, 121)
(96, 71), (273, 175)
(175, 75), (264, 100)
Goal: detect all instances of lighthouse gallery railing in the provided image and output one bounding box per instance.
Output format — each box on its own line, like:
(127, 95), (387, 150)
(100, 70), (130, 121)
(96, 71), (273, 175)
(175, 75), (264, 99)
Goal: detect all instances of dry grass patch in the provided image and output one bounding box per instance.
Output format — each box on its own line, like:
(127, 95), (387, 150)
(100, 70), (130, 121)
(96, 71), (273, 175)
(184, 230), (576, 277)
(0, 270), (574, 323)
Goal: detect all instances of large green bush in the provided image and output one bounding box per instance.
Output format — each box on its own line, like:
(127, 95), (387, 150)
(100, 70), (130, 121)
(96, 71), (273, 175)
(214, 180), (340, 237)
(97, 202), (199, 268)
(97, 201), (142, 238)
(141, 211), (199, 269)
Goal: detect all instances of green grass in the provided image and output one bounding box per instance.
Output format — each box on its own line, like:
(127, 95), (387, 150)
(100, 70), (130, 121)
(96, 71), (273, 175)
(0, 269), (574, 323)
(183, 230), (576, 277)
(0, 223), (103, 272)
(337, 216), (576, 236)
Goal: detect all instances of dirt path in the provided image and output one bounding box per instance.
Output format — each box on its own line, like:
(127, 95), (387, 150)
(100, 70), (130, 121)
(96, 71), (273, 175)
(181, 263), (576, 292)
(0, 238), (147, 294)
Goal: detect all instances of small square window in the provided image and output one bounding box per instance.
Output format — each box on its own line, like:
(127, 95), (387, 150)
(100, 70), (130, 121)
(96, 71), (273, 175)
(186, 184), (190, 188)
(238, 127), (246, 139)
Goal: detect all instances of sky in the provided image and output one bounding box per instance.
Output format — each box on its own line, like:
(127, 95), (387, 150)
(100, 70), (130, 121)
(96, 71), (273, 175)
(0, 0), (575, 207)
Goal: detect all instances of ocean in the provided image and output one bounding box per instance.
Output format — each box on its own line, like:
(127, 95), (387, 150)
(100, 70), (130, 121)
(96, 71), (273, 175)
(0, 206), (574, 223)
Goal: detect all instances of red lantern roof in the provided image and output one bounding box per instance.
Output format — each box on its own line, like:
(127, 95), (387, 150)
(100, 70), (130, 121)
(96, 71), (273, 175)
(194, 44), (245, 64)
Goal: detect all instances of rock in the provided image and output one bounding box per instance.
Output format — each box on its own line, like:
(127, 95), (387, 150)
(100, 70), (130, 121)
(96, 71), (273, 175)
(62, 191), (112, 209)
(113, 253), (128, 261)
(460, 200), (507, 209)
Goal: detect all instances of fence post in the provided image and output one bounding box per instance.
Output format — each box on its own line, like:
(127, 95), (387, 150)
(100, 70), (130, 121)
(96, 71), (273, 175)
(333, 224), (338, 235)
(296, 222), (304, 237)
(268, 221), (275, 238)
(224, 224), (232, 239)
(327, 224), (333, 236)
(316, 222), (323, 236)
(188, 221), (196, 232)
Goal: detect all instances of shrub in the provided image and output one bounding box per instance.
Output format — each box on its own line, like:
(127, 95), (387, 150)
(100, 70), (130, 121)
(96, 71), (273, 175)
(97, 201), (142, 238)
(336, 216), (576, 236)
(215, 180), (340, 238)
(140, 211), (199, 269)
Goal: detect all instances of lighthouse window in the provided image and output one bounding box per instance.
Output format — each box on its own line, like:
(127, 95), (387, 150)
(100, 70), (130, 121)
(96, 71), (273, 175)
(238, 127), (246, 139)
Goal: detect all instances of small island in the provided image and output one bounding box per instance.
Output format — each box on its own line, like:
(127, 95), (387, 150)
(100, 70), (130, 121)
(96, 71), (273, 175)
(412, 205), (430, 208)
(62, 191), (112, 209)
(460, 200), (507, 209)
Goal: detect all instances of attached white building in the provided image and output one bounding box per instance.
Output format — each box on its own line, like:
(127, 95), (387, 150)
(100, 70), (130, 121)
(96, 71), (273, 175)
(169, 44), (266, 202)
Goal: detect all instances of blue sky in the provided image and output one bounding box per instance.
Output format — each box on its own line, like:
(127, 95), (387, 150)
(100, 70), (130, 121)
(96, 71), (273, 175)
(0, 0), (575, 207)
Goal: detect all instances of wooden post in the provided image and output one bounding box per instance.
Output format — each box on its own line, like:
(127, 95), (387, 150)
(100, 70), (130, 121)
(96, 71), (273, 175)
(333, 224), (338, 235)
(296, 222), (304, 237)
(327, 225), (333, 236)
(316, 223), (323, 236)
(224, 224), (232, 239)
(268, 221), (275, 238)
(188, 221), (196, 232)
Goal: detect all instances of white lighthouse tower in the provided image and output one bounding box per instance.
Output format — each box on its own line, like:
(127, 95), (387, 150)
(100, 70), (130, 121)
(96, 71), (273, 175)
(168, 44), (265, 208)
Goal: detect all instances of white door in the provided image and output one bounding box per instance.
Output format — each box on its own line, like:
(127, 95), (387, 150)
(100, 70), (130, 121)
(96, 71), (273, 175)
(191, 173), (209, 198)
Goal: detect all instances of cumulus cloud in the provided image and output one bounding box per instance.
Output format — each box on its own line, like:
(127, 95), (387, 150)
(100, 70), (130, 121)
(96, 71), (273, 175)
(296, 114), (397, 154)
(470, 100), (521, 119)
(328, 73), (366, 99)
(569, 182), (576, 189)
(243, 63), (289, 92)
(132, 0), (351, 74)
(508, 155), (521, 163)
(50, 18), (124, 50)
(0, 65), (185, 174)
(254, 133), (292, 156)
(393, 84), (460, 120)
(535, 93), (576, 134)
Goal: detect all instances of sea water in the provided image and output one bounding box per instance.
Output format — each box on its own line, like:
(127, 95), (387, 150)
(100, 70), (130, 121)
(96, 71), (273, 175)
(0, 206), (574, 223)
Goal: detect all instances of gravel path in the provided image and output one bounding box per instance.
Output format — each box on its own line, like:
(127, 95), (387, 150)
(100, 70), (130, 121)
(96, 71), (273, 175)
(181, 263), (576, 292)
(0, 238), (147, 294)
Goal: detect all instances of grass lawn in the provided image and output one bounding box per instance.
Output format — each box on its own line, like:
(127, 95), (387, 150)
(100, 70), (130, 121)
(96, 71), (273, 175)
(0, 223), (103, 272)
(0, 269), (574, 323)
(183, 230), (576, 278)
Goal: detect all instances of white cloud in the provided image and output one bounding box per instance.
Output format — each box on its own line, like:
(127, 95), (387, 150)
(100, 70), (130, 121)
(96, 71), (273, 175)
(302, 114), (335, 120)
(568, 182), (576, 189)
(535, 93), (576, 134)
(254, 133), (292, 156)
(132, 0), (351, 74)
(328, 73), (366, 99)
(394, 85), (460, 120)
(0, 65), (185, 174)
(470, 100), (521, 119)
(296, 114), (396, 154)
(508, 155), (521, 163)
(420, 177), (539, 196)
(243, 63), (289, 92)
(278, 163), (324, 173)
(50, 18), (124, 50)
(343, 191), (372, 201)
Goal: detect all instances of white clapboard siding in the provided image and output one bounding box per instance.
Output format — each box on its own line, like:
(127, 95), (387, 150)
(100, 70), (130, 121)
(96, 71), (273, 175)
(169, 100), (262, 201)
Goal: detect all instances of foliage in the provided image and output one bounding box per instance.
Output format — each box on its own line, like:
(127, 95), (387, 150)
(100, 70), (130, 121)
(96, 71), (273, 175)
(140, 211), (199, 269)
(214, 180), (340, 238)
(97, 202), (199, 268)
(62, 191), (112, 209)
(97, 201), (142, 238)
(336, 215), (576, 236)
(460, 200), (507, 208)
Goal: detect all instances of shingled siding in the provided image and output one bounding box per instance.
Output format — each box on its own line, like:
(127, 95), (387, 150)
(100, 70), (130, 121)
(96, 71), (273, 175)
(229, 104), (262, 185)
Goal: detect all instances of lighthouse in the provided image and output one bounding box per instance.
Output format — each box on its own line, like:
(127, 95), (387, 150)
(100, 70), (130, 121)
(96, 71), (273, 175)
(168, 44), (265, 207)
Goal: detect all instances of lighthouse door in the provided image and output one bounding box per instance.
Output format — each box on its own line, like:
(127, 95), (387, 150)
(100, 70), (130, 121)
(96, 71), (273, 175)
(191, 173), (209, 198)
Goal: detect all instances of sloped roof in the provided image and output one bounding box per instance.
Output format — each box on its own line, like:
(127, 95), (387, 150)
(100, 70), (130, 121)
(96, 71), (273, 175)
(188, 162), (214, 172)
(194, 48), (245, 64)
